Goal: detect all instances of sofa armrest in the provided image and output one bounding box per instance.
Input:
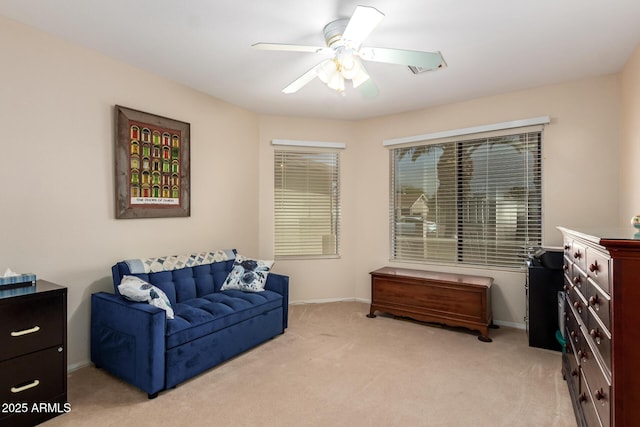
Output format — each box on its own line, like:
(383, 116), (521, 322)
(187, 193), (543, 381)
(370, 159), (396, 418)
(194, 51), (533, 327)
(91, 292), (166, 397)
(265, 272), (289, 329)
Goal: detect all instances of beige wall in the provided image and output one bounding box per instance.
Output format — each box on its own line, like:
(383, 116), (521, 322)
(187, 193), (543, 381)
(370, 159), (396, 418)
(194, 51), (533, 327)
(620, 44), (640, 225)
(257, 116), (359, 302)
(351, 77), (620, 326)
(2, 15), (633, 369)
(0, 16), (260, 369)
(256, 77), (621, 327)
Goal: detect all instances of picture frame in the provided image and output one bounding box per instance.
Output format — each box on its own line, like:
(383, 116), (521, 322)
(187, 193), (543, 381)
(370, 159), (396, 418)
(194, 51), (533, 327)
(114, 105), (190, 219)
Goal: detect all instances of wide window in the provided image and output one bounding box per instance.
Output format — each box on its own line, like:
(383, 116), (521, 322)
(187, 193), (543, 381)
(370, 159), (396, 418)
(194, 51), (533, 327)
(274, 149), (340, 258)
(390, 131), (542, 269)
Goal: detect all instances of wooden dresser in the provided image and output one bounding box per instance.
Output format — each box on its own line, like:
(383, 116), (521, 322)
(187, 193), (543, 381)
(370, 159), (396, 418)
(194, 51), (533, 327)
(558, 226), (640, 427)
(368, 267), (493, 341)
(0, 280), (67, 427)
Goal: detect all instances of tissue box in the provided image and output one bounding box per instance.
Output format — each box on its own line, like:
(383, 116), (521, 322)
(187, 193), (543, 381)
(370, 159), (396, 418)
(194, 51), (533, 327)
(0, 274), (36, 289)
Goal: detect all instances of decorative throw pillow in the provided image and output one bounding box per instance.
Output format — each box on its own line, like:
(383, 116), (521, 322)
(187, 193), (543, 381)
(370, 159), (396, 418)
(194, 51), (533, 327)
(118, 275), (174, 319)
(220, 256), (274, 293)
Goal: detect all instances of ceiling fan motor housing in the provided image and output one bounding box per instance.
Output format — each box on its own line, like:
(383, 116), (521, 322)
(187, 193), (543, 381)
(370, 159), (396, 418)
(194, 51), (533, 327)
(323, 19), (349, 47)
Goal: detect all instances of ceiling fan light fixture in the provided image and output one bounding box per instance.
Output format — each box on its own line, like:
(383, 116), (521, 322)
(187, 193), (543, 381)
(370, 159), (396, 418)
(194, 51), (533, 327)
(317, 59), (338, 84)
(351, 64), (370, 88)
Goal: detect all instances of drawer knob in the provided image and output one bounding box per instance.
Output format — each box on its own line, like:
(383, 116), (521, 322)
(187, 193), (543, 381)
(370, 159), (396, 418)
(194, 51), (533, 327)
(564, 244), (571, 250)
(563, 264), (569, 271)
(571, 368), (579, 377)
(11, 379), (40, 394)
(578, 349), (588, 361)
(594, 388), (606, 402)
(590, 328), (602, 344)
(573, 301), (582, 312)
(579, 392), (588, 403)
(10, 325), (41, 337)
(573, 276), (582, 285)
(574, 251), (582, 260)
(589, 260), (600, 273)
(589, 295), (600, 307)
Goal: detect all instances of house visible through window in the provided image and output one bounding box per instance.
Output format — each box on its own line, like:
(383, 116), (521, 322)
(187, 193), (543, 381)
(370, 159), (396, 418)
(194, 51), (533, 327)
(390, 131), (542, 269)
(274, 149), (340, 258)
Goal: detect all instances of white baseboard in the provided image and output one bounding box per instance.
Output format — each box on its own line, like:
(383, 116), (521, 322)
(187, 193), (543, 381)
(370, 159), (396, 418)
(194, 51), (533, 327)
(291, 297), (526, 330)
(67, 360), (91, 373)
(493, 320), (526, 330)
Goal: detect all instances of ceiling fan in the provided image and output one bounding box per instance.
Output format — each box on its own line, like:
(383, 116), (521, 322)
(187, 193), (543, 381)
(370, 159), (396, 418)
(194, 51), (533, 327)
(252, 5), (446, 96)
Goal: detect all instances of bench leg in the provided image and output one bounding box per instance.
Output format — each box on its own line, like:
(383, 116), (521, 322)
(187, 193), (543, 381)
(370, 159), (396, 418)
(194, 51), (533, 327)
(477, 326), (493, 342)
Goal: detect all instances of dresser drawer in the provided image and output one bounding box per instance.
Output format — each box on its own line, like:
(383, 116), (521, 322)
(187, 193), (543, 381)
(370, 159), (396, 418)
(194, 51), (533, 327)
(570, 267), (588, 297)
(585, 248), (610, 294)
(580, 371), (605, 427)
(566, 303), (582, 347)
(565, 326), (581, 387)
(566, 283), (589, 326)
(582, 363), (611, 427)
(0, 346), (65, 403)
(0, 293), (64, 361)
(585, 278), (611, 333)
(571, 241), (588, 273)
(587, 310), (611, 374)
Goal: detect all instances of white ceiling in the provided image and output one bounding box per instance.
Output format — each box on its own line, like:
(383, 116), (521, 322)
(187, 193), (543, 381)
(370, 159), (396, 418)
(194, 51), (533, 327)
(2, 0), (640, 120)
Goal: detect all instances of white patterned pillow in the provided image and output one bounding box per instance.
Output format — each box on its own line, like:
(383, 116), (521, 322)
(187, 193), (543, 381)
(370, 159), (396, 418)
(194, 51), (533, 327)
(220, 256), (274, 293)
(118, 275), (174, 319)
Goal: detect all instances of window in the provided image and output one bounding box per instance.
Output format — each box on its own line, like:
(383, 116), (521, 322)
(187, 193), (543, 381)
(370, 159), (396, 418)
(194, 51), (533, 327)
(390, 131), (542, 269)
(274, 149), (340, 258)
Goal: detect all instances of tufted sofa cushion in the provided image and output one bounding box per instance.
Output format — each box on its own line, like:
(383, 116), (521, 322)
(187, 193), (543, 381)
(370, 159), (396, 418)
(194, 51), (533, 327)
(113, 258), (235, 305)
(166, 289), (282, 349)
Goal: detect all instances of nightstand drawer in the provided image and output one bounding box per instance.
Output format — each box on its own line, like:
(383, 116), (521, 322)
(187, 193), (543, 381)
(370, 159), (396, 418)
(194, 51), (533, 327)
(0, 346), (65, 403)
(0, 293), (64, 361)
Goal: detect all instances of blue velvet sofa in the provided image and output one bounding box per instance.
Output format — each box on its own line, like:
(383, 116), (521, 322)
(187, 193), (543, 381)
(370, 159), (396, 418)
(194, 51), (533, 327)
(90, 250), (288, 398)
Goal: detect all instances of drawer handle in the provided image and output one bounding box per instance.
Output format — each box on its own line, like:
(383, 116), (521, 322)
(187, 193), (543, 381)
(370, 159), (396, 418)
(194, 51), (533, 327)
(11, 379), (40, 393)
(588, 295), (600, 308)
(594, 388), (606, 402)
(10, 326), (41, 337)
(578, 349), (589, 361)
(564, 244), (571, 250)
(573, 251), (582, 260)
(589, 260), (600, 273)
(573, 276), (582, 285)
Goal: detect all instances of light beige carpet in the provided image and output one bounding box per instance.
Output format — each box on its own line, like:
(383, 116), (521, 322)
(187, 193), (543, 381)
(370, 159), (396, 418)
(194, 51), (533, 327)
(44, 301), (576, 427)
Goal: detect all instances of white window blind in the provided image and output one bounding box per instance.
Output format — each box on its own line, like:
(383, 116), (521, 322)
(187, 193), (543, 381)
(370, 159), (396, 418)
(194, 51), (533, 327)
(390, 131), (542, 269)
(274, 149), (340, 258)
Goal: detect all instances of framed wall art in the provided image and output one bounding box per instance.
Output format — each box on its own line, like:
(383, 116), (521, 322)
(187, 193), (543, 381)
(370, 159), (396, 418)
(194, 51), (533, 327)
(115, 105), (190, 219)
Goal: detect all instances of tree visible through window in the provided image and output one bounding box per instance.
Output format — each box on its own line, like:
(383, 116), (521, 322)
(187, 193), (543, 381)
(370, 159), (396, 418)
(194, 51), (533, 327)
(390, 131), (542, 269)
(274, 149), (340, 258)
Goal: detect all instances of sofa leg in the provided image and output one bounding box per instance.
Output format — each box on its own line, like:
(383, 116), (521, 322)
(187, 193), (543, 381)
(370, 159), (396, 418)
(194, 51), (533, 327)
(148, 392), (158, 399)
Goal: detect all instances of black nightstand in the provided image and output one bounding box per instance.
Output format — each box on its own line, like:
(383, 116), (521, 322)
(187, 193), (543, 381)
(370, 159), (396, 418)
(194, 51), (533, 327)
(0, 280), (67, 426)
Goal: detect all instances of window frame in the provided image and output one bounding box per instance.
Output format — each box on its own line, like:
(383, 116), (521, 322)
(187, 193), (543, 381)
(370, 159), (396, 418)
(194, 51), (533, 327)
(389, 128), (543, 270)
(273, 144), (342, 260)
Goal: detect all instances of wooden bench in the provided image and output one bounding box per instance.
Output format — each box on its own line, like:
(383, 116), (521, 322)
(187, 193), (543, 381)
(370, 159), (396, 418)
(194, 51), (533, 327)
(368, 267), (495, 342)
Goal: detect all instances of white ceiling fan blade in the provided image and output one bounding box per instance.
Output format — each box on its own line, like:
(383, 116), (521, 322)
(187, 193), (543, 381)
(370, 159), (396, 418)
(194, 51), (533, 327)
(282, 60), (330, 94)
(359, 47), (445, 69)
(252, 43), (332, 54)
(342, 5), (384, 49)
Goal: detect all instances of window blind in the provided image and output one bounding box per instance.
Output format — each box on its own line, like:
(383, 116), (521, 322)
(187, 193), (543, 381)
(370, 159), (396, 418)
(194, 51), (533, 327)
(274, 150), (340, 258)
(390, 131), (542, 269)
